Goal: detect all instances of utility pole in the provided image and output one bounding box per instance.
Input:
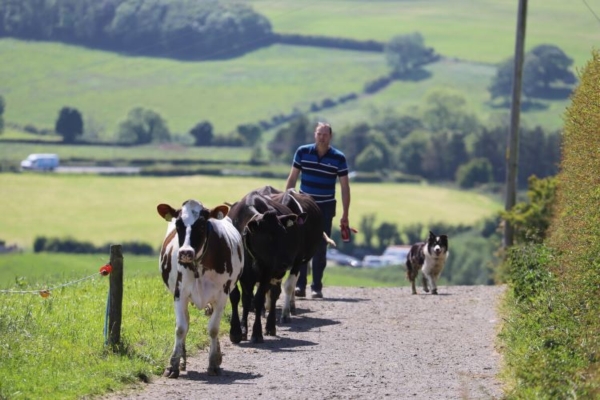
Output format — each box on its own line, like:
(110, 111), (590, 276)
(503, 0), (528, 249)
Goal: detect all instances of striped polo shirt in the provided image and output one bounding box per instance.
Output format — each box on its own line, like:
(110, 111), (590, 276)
(292, 144), (349, 204)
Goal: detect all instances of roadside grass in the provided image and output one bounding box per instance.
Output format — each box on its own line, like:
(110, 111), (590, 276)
(0, 252), (409, 399)
(0, 266), (211, 400)
(0, 173), (502, 251)
(249, 0), (597, 68)
(498, 244), (600, 398)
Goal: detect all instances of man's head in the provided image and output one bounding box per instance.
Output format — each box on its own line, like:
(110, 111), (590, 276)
(314, 122), (332, 147)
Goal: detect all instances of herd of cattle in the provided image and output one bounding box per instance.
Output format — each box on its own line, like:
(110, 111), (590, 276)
(157, 185), (330, 378)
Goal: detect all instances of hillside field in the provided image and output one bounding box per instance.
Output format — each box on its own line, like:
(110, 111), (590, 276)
(0, 0), (594, 138)
(248, 0), (598, 67)
(0, 174), (501, 251)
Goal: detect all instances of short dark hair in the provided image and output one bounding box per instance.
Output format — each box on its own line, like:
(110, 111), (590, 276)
(317, 122), (333, 135)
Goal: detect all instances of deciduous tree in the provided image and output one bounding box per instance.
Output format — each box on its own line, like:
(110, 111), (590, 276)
(55, 106), (83, 143)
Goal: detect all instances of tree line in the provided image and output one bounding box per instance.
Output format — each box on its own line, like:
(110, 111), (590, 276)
(0, 0), (273, 59)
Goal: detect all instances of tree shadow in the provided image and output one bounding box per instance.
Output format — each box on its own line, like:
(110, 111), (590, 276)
(487, 99), (549, 112)
(531, 87), (573, 100)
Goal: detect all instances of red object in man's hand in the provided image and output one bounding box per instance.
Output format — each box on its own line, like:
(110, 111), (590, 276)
(341, 225), (350, 242)
(340, 224), (358, 243)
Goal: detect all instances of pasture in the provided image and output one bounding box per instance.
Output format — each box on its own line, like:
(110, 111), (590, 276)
(0, 173), (502, 251)
(1, 0), (593, 137)
(249, 0), (598, 67)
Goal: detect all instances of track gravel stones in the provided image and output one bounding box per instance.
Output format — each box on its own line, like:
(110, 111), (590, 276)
(106, 285), (505, 400)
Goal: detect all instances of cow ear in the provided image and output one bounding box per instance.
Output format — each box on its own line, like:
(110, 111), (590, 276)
(280, 214), (298, 228)
(157, 204), (178, 222)
(210, 205), (229, 220)
(297, 212), (308, 225)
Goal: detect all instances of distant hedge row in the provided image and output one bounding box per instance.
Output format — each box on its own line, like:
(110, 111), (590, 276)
(274, 33), (384, 52)
(33, 236), (155, 256)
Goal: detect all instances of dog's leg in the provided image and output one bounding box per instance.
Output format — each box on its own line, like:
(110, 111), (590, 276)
(421, 272), (430, 293)
(406, 260), (418, 295)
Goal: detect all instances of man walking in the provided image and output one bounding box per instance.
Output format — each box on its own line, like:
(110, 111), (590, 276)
(285, 122), (351, 298)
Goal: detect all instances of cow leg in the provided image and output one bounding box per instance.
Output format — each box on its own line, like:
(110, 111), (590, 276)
(164, 298), (189, 379)
(240, 280), (254, 341)
(281, 271), (298, 322)
(207, 294), (227, 376)
(266, 283), (281, 336)
(229, 285), (243, 344)
(251, 283), (266, 343)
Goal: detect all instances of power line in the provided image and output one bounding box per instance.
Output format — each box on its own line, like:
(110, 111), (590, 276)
(581, 0), (600, 26)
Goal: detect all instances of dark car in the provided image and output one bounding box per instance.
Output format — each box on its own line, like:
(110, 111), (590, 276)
(326, 248), (362, 268)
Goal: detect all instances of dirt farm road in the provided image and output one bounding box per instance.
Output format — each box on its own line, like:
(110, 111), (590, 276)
(105, 285), (506, 400)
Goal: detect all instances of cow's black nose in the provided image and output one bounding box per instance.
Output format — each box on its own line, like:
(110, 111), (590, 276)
(179, 249), (195, 263)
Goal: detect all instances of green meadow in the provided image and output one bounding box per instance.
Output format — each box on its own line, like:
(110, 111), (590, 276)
(1, 0), (594, 139)
(249, 0), (598, 67)
(0, 40), (387, 135)
(0, 173), (501, 251)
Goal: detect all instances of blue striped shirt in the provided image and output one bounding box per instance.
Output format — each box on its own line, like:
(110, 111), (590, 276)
(292, 144), (349, 204)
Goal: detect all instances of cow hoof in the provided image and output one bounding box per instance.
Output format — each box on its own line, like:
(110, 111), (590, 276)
(265, 328), (276, 336)
(251, 336), (264, 344)
(281, 315), (292, 323)
(207, 366), (222, 376)
(230, 333), (243, 344)
(432, 289), (438, 295)
(423, 287), (430, 293)
(163, 367), (180, 379)
(411, 291), (417, 295)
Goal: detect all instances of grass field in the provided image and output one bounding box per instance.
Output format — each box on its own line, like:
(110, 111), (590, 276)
(0, 40), (387, 135)
(1, 0), (593, 139)
(248, 0), (599, 67)
(0, 173), (501, 251)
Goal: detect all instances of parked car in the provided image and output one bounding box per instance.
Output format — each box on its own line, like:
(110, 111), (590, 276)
(361, 255), (398, 269)
(326, 248), (362, 268)
(20, 153), (60, 171)
(382, 245), (411, 265)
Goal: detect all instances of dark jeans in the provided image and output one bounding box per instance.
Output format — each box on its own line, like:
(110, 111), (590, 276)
(297, 200), (335, 292)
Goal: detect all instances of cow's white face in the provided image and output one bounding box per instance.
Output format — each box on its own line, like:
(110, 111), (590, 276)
(176, 200), (207, 265)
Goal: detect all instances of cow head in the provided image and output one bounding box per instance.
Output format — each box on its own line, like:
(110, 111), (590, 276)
(244, 210), (301, 270)
(157, 200), (229, 266)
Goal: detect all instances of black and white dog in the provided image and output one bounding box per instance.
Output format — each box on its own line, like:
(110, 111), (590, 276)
(405, 231), (449, 295)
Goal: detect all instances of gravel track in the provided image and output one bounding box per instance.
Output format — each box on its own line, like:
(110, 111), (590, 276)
(105, 285), (505, 400)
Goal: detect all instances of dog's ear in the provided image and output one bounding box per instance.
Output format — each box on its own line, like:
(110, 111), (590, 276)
(429, 231), (436, 239)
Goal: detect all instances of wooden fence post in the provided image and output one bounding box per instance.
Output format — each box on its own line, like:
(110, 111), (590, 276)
(108, 244), (123, 346)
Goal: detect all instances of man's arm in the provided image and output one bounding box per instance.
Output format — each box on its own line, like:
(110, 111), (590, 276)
(339, 175), (351, 225)
(285, 166), (301, 190)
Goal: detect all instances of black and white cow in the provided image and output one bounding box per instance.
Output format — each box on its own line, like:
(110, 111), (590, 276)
(157, 200), (244, 378)
(256, 186), (330, 320)
(227, 190), (304, 343)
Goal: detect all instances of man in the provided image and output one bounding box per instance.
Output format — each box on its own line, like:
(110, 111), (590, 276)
(285, 122), (351, 298)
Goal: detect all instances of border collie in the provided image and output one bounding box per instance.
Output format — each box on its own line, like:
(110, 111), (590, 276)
(405, 231), (449, 295)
